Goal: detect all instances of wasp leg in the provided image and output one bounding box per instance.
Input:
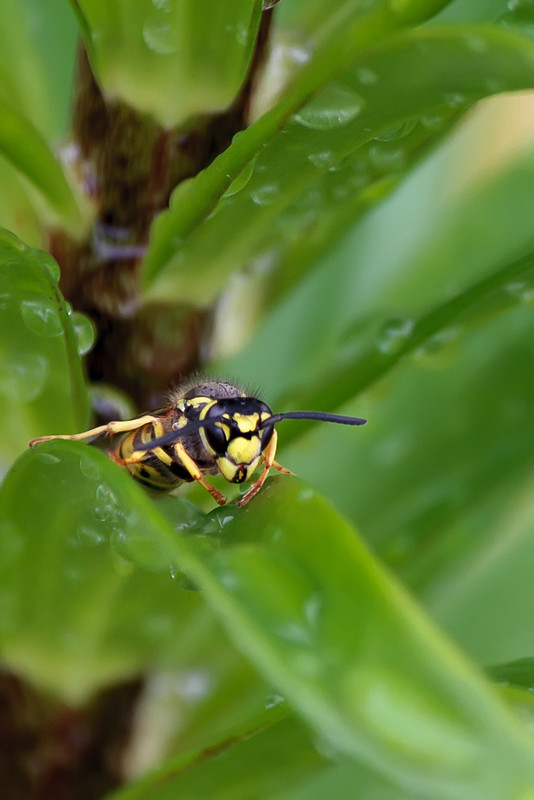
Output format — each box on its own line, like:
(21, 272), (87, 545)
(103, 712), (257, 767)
(236, 430), (281, 507)
(272, 461), (294, 476)
(28, 415), (160, 448)
(111, 445), (172, 468)
(173, 442), (227, 506)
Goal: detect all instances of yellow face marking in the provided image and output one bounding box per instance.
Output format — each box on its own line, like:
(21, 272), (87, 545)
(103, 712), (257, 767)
(227, 436), (261, 465)
(218, 455), (261, 483)
(232, 413), (259, 434)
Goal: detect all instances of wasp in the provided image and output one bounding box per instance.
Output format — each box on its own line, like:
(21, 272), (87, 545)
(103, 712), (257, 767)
(29, 380), (367, 507)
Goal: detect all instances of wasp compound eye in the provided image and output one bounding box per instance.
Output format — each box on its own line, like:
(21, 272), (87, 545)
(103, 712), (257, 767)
(204, 423), (228, 454)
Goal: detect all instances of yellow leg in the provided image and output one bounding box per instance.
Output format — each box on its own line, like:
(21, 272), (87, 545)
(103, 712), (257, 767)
(28, 415), (160, 448)
(111, 445), (173, 468)
(174, 442), (227, 506)
(236, 430), (281, 507)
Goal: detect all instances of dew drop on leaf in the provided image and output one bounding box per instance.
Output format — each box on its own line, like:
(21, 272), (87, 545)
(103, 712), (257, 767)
(308, 150), (336, 168)
(368, 144), (406, 172)
(20, 296), (63, 337)
(251, 184), (280, 205)
(443, 92), (467, 109)
(143, 20), (176, 54)
(294, 86), (364, 130)
(0, 354), (48, 401)
(71, 311), (96, 355)
(374, 119), (417, 142)
(40, 254), (61, 283)
(357, 67), (378, 86)
(420, 112), (446, 131)
(223, 158), (256, 198)
(76, 525), (105, 548)
(375, 317), (414, 355)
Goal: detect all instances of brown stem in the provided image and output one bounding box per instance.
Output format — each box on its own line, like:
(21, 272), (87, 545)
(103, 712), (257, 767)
(51, 9), (274, 411)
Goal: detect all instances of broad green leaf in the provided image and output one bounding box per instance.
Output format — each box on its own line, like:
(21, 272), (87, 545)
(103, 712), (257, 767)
(275, 306), (534, 671)
(0, 229), (90, 461)
(109, 716), (326, 800)
(0, 441), (274, 758)
(71, 0), (263, 127)
(5, 437), (534, 795)
(0, 0), (56, 137)
(489, 659), (534, 691)
(142, 24), (534, 308)
(0, 99), (87, 235)
(272, 249), (534, 442)
(141, 0), (452, 298)
(423, 473), (534, 666)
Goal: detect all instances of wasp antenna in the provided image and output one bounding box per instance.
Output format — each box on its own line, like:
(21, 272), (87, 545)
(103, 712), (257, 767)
(264, 411), (367, 427)
(134, 416), (225, 452)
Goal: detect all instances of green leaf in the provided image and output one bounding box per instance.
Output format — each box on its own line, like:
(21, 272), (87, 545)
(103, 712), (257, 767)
(108, 716), (327, 800)
(141, 23), (534, 307)
(141, 0), (453, 299)
(0, 99), (86, 234)
(72, 0), (263, 127)
(0, 229), (90, 462)
(0, 0), (58, 138)
(5, 435), (534, 795)
(0, 441), (272, 747)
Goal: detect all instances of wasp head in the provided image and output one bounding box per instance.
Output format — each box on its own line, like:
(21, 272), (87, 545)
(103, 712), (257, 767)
(201, 398), (274, 484)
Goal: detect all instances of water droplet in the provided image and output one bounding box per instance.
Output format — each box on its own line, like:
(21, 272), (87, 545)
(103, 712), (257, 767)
(413, 327), (460, 369)
(298, 487), (314, 502)
(251, 184), (279, 206)
(0, 354), (48, 401)
(444, 92), (467, 109)
(265, 693), (286, 709)
(375, 317), (414, 355)
(143, 20), (176, 54)
(275, 620), (314, 646)
(420, 112), (446, 131)
(464, 33), (489, 54)
(313, 735), (345, 762)
(35, 452), (61, 465)
(368, 144), (406, 172)
(375, 118), (417, 142)
(63, 564), (84, 583)
(94, 484), (123, 524)
(71, 311), (95, 355)
(308, 150), (336, 168)
(79, 455), (102, 481)
(21, 296), (63, 337)
(40, 254), (61, 283)
(0, 293), (11, 310)
(294, 86), (364, 130)
(505, 280), (534, 305)
(485, 77), (505, 93)
(77, 525), (104, 547)
(357, 67), (378, 85)
(223, 158), (256, 197)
